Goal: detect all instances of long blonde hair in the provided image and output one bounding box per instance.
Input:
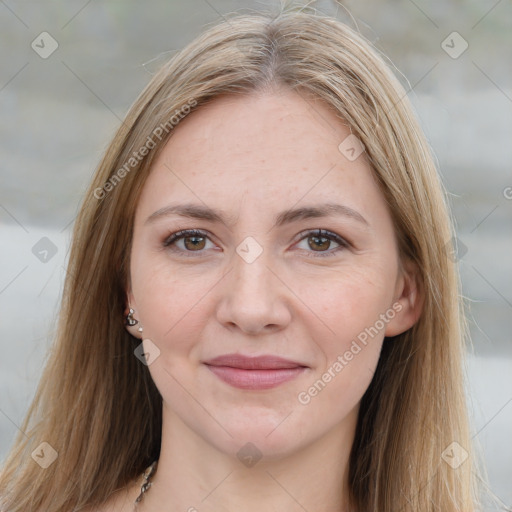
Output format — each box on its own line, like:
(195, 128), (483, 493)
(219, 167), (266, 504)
(0, 6), (481, 511)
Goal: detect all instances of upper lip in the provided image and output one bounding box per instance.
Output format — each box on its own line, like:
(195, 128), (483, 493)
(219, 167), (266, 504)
(204, 354), (308, 370)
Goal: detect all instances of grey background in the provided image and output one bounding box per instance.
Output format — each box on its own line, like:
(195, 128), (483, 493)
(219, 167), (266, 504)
(1, 0), (511, 509)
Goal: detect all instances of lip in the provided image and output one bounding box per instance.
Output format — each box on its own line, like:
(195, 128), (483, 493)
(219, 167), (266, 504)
(204, 354), (309, 390)
(204, 354), (308, 370)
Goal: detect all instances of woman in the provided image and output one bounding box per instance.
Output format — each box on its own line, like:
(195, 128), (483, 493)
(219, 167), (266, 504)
(0, 7), (481, 512)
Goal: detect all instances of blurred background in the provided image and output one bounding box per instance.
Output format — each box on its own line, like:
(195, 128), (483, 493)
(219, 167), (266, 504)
(0, 0), (511, 509)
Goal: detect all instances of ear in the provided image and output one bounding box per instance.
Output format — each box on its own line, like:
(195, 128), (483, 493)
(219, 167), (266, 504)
(384, 258), (424, 337)
(124, 286), (142, 339)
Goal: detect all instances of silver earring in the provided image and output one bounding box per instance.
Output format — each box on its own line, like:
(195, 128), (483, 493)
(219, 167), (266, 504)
(125, 308), (138, 326)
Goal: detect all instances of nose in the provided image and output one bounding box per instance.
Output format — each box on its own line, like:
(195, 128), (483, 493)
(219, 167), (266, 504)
(215, 246), (292, 336)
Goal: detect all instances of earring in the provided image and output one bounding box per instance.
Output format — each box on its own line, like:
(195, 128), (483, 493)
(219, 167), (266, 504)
(125, 308), (138, 326)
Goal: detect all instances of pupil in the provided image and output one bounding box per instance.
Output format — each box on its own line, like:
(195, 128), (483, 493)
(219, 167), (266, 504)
(309, 236), (329, 251)
(182, 235), (331, 252)
(185, 236), (205, 250)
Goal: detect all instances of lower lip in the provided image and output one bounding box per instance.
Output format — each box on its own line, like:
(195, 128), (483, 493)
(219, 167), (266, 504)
(205, 365), (307, 390)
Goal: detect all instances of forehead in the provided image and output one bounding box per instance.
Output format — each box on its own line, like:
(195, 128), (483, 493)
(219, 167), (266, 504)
(136, 89), (386, 226)
(164, 90), (351, 174)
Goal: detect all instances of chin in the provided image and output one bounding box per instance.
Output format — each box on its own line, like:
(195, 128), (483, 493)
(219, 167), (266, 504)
(207, 415), (311, 461)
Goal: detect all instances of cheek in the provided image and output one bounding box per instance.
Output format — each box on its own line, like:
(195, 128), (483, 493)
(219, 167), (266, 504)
(295, 280), (386, 424)
(130, 254), (220, 348)
(303, 268), (392, 392)
(311, 265), (395, 344)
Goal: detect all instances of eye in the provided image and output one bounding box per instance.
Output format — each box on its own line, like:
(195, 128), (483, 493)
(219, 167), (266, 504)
(163, 229), (216, 256)
(163, 228), (350, 258)
(294, 229), (350, 257)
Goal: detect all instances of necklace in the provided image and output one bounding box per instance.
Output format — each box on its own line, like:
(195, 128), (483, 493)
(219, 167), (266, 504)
(133, 460), (158, 508)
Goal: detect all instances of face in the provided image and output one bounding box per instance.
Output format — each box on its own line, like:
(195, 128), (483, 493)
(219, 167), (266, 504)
(127, 88), (419, 460)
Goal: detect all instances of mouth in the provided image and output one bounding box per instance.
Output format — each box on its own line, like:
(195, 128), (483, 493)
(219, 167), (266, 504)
(203, 354), (309, 390)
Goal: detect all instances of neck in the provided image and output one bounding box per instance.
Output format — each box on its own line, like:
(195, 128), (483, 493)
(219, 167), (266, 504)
(139, 404), (357, 512)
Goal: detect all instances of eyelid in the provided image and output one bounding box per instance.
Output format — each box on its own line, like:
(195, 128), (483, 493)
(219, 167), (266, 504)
(292, 228), (351, 258)
(162, 228), (350, 257)
(293, 228), (350, 248)
(163, 228), (212, 248)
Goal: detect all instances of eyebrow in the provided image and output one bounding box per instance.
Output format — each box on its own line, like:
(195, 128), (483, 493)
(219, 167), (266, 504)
(145, 202), (369, 228)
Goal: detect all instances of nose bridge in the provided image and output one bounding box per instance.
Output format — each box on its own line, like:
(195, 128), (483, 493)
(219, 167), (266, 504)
(231, 240), (277, 303)
(215, 238), (291, 333)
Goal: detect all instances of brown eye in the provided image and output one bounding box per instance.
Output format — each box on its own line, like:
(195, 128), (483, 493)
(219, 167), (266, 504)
(163, 229), (214, 256)
(307, 234), (332, 252)
(183, 234), (206, 251)
(295, 229), (349, 257)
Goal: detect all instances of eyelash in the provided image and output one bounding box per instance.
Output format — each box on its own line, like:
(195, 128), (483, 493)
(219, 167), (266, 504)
(162, 228), (350, 258)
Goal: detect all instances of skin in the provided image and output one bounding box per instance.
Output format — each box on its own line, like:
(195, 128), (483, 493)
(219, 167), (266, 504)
(105, 87), (422, 512)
